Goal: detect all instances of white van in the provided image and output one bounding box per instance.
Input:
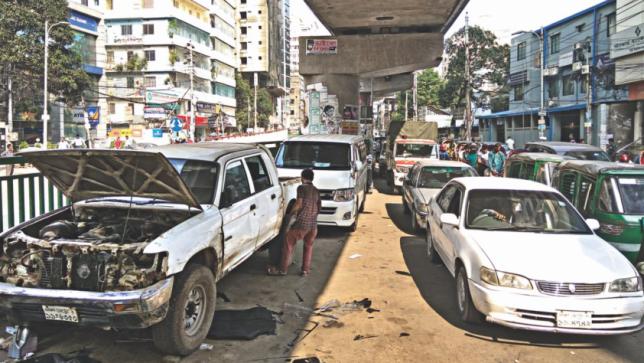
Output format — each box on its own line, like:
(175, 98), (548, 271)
(275, 134), (369, 231)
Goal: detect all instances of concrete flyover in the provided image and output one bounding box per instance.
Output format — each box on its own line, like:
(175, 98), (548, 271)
(300, 0), (468, 111)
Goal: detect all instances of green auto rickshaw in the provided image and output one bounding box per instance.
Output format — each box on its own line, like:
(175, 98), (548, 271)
(504, 153), (572, 186)
(552, 160), (644, 273)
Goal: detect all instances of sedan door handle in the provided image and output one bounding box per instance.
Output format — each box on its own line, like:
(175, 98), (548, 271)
(271, 194), (277, 200)
(250, 204), (257, 211)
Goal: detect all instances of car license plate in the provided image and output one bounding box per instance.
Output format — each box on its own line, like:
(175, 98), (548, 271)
(556, 310), (591, 329)
(42, 305), (79, 323)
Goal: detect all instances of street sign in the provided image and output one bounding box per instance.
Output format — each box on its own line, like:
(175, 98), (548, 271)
(170, 117), (183, 132)
(87, 106), (100, 128)
(152, 128), (163, 138)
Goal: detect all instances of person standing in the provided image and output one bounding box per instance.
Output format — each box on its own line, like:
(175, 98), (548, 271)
(269, 168), (321, 277)
(72, 134), (85, 148)
(57, 138), (70, 149)
(606, 138), (617, 161)
(114, 136), (123, 149)
(1, 143), (15, 176)
(489, 143), (506, 176)
(124, 135), (135, 149)
(465, 144), (478, 168)
(505, 136), (515, 151)
(477, 144), (489, 175)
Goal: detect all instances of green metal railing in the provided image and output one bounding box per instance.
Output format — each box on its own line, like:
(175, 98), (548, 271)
(1, 156), (69, 232)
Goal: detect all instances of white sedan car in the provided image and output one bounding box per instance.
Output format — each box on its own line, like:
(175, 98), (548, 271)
(402, 160), (477, 232)
(426, 177), (644, 334)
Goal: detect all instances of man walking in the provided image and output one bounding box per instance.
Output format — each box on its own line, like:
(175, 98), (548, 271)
(269, 168), (321, 277)
(489, 143), (506, 176)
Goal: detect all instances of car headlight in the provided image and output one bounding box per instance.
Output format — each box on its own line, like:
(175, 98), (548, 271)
(609, 276), (643, 292)
(333, 188), (355, 202)
(479, 267), (532, 290)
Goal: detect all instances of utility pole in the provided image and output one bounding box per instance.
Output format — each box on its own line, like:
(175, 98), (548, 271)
(187, 41), (196, 142)
(253, 72), (258, 131)
(413, 71), (418, 121)
(404, 91), (409, 121)
(42, 20), (69, 149)
(538, 27), (546, 139)
(585, 46), (592, 144)
(7, 73), (12, 137)
(464, 12), (472, 142)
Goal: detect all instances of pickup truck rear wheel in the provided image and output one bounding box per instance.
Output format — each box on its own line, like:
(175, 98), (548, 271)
(152, 264), (216, 356)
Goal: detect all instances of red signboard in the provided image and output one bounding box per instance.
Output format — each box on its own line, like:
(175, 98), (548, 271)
(178, 115), (208, 128)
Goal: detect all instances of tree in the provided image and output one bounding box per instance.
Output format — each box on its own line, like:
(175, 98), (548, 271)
(416, 69), (445, 108)
(234, 72), (273, 130)
(0, 0), (91, 112)
(439, 25), (509, 116)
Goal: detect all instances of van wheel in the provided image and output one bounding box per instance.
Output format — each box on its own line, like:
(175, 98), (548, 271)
(348, 200), (359, 233)
(455, 265), (483, 324)
(152, 264), (216, 356)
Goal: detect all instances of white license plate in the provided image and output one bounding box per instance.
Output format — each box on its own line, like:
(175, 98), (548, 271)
(42, 305), (79, 323)
(556, 310), (592, 329)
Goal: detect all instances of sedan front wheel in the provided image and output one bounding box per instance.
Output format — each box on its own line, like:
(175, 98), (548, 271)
(456, 266), (483, 324)
(426, 226), (441, 263)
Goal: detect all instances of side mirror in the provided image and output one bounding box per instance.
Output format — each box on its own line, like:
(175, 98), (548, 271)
(586, 218), (600, 231)
(440, 213), (459, 228)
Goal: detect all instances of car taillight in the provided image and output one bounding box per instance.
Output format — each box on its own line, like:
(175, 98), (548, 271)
(599, 223), (624, 236)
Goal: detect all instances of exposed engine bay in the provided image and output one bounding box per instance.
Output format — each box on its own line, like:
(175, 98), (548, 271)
(0, 206), (193, 292)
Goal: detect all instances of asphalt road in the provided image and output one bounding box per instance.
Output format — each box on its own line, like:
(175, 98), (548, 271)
(3, 177), (643, 362)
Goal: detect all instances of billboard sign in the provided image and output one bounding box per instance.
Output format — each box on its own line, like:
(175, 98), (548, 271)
(306, 39), (338, 55)
(87, 106), (99, 128)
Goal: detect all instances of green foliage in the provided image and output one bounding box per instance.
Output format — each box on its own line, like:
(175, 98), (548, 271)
(234, 72), (273, 130)
(126, 53), (147, 71)
(0, 0), (92, 110)
(168, 19), (178, 36)
(18, 141), (29, 150)
(169, 49), (179, 65)
(417, 69), (445, 108)
(439, 25), (510, 113)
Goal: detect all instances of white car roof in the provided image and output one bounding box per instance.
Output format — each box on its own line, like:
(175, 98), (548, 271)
(452, 177), (556, 192)
(286, 134), (364, 144)
(415, 160), (473, 168)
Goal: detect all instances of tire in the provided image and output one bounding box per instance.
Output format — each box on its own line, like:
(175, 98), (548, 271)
(348, 200), (359, 233)
(455, 265), (483, 324)
(426, 226), (441, 263)
(152, 264), (217, 356)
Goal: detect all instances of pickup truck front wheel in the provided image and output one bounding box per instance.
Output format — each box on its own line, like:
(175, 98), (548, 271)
(152, 264), (217, 356)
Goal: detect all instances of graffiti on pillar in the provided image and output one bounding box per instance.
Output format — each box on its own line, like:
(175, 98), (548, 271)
(321, 95), (340, 134)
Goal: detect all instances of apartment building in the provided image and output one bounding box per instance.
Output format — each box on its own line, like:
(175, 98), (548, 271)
(104, 0), (237, 141)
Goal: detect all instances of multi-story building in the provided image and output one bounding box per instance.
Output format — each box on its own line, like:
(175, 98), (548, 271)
(238, 0), (289, 127)
(104, 0), (236, 141)
(479, 0), (642, 149)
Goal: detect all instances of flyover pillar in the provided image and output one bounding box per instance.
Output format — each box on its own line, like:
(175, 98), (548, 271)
(304, 74), (361, 119)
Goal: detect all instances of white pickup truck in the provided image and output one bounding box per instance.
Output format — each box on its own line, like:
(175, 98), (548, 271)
(0, 144), (298, 355)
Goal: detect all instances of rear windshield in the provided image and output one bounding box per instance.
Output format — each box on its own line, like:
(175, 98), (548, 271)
(276, 142), (351, 170)
(564, 150), (610, 161)
(617, 177), (644, 214)
(418, 167), (476, 189)
(395, 143), (435, 158)
(169, 159), (218, 204)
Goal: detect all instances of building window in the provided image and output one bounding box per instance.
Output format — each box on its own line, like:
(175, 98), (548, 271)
(109, 103), (116, 114)
(106, 0), (113, 10)
(240, 11), (247, 19)
(81, 0), (88, 6)
(127, 103), (134, 115)
(126, 77), (135, 88)
(143, 0), (154, 8)
(241, 26), (247, 35)
(607, 13), (616, 37)
(241, 57), (247, 65)
(121, 24), (133, 36)
(127, 51), (134, 61)
(517, 42), (526, 61)
(513, 84), (524, 101)
(213, 82), (235, 98)
(550, 33), (560, 54)
(290, 110), (295, 115)
(107, 51), (114, 64)
(144, 50), (156, 61)
(548, 79), (559, 98)
(143, 23), (155, 35)
(562, 75), (574, 96)
(580, 77), (587, 94)
(241, 42), (247, 50)
(144, 76), (156, 88)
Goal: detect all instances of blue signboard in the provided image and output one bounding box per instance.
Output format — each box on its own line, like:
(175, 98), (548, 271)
(170, 117), (183, 132)
(68, 10), (99, 33)
(152, 128), (163, 138)
(87, 106), (99, 128)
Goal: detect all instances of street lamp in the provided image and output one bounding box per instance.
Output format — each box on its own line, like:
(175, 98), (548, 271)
(42, 20), (69, 149)
(513, 27), (545, 139)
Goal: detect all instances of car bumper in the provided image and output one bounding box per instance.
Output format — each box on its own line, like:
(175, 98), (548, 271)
(317, 199), (356, 227)
(0, 277), (174, 329)
(469, 280), (644, 335)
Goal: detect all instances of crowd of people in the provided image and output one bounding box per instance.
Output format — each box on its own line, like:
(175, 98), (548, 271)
(438, 139), (509, 176)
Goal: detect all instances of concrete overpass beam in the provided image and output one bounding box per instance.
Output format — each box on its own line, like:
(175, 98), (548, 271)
(360, 74), (413, 94)
(304, 74), (361, 117)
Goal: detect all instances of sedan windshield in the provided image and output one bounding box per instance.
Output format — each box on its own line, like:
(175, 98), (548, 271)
(276, 142), (351, 170)
(564, 150), (610, 161)
(395, 143), (434, 158)
(417, 167), (476, 189)
(466, 189), (591, 234)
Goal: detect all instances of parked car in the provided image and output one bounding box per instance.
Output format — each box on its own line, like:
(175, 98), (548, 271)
(402, 160), (477, 232)
(504, 153), (572, 186)
(0, 145), (299, 355)
(426, 177), (644, 334)
(524, 141), (610, 161)
(275, 134), (369, 231)
(552, 160), (644, 273)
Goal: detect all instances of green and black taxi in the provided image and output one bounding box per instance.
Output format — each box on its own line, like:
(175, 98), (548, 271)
(504, 152), (572, 186)
(552, 160), (644, 273)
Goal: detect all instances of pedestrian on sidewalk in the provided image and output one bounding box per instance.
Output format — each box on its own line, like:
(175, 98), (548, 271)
(1, 143), (15, 176)
(268, 168), (321, 277)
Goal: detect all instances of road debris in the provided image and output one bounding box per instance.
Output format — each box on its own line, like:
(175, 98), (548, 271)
(295, 289), (305, 302)
(322, 320), (345, 328)
(366, 308), (380, 313)
(208, 307), (277, 340)
(349, 253), (362, 259)
(400, 332), (410, 337)
(353, 334), (378, 341)
(395, 270), (412, 276)
(21, 351), (100, 363)
(199, 343), (213, 351)
(292, 357), (322, 363)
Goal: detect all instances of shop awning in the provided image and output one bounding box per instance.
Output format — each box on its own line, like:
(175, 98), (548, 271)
(477, 108), (539, 119)
(547, 103), (586, 113)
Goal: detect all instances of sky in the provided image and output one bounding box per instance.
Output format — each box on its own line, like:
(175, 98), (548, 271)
(292, 0), (608, 43)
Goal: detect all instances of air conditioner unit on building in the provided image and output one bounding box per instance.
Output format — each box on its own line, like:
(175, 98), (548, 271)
(581, 65), (590, 74)
(544, 67), (559, 76)
(548, 100), (558, 107)
(572, 62), (583, 72)
(574, 42), (584, 50)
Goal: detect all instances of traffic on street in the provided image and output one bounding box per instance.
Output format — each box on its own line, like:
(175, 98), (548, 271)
(1, 0), (644, 362)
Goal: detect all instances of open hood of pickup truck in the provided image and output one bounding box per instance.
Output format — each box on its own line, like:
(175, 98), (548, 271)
(19, 149), (202, 209)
